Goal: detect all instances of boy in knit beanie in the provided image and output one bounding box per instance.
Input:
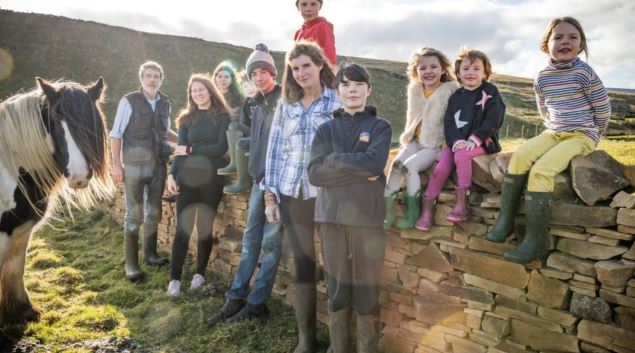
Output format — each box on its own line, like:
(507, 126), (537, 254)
(207, 43), (284, 325)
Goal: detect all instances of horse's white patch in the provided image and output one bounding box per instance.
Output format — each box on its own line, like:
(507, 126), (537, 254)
(61, 121), (90, 188)
(0, 160), (18, 214)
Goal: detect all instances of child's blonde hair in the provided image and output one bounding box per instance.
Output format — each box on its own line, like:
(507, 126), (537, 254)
(406, 47), (455, 83)
(454, 48), (492, 84)
(540, 17), (588, 58)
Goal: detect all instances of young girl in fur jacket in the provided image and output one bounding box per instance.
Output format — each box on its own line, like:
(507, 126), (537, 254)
(384, 47), (458, 230)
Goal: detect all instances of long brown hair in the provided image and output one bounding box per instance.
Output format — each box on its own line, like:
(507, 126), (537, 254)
(282, 40), (336, 103)
(176, 74), (231, 128)
(407, 47), (455, 84)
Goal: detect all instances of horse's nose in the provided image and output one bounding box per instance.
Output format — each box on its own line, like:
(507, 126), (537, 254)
(65, 169), (90, 189)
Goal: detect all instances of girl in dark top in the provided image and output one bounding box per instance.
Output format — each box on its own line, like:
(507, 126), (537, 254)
(166, 74), (231, 297)
(213, 61), (244, 114)
(417, 48), (505, 231)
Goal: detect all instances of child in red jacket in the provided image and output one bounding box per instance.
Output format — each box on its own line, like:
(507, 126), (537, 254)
(294, 0), (337, 66)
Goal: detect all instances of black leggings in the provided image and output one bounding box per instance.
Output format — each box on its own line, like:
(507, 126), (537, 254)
(280, 195), (316, 284)
(171, 167), (224, 280)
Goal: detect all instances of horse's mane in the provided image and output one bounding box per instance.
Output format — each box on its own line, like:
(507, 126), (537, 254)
(0, 82), (114, 213)
(0, 91), (62, 210)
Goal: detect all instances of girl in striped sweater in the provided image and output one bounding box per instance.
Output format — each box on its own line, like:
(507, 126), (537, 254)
(485, 17), (611, 264)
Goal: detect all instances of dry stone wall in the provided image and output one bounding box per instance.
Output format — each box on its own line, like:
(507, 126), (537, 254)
(103, 150), (635, 353)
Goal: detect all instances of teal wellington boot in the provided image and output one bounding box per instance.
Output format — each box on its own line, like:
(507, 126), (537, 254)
(383, 191), (398, 230)
(485, 173), (528, 243)
(223, 145), (252, 194)
(503, 191), (552, 264)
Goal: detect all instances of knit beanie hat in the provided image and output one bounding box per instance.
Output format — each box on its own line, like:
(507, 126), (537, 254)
(246, 43), (277, 78)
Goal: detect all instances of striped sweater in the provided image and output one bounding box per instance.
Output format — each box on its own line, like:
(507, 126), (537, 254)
(534, 57), (611, 145)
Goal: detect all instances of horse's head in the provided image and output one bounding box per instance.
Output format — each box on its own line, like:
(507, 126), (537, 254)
(37, 77), (109, 190)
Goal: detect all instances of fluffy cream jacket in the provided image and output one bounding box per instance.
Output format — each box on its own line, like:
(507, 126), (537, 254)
(399, 81), (458, 148)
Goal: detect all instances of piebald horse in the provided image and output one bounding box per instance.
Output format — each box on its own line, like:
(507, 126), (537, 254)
(0, 78), (113, 325)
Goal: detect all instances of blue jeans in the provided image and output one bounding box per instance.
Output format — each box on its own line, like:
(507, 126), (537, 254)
(226, 183), (283, 305)
(123, 162), (166, 235)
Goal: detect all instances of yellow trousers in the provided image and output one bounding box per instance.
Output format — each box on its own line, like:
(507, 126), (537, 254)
(508, 130), (595, 192)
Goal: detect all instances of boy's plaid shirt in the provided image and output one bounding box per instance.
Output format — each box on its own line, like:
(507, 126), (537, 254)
(263, 87), (341, 201)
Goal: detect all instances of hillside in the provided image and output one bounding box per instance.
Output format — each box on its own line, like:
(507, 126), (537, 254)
(1, 9), (634, 140)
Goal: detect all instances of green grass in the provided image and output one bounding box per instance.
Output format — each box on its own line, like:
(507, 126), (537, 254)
(2, 210), (328, 353)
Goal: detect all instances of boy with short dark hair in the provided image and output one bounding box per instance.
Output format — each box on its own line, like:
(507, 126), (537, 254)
(308, 63), (391, 353)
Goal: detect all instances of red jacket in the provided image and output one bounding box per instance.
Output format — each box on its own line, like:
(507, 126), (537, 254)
(294, 17), (336, 65)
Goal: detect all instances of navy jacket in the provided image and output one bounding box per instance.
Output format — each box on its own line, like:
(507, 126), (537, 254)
(444, 81), (505, 153)
(247, 84), (282, 182)
(308, 107), (392, 227)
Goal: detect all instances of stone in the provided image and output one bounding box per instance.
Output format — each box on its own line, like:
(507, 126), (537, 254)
(469, 329), (502, 346)
(482, 313), (510, 339)
(509, 319), (580, 352)
(430, 322), (470, 337)
(472, 206), (497, 219)
(570, 151), (629, 206)
(557, 238), (628, 261)
(417, 268), (447, 283)
(464, 273), (526, 301)
(399, 268), (421, 289)
(538, 306), (579, 328)
(615, 306), (635, 331)
(468, 236), (516, 256)
(603, 284), (626, 294)
(406, 244), (453, 273)
(541, 268), (574, 280)
(434, 203), (454, 226)
(570, 285), (598, 298)
(625, 243), (635, 261)
(495, 295), (538, 315)
(495, 305), (563, 333)
(551, 203), (618, 227)
(547, 252), (597, 276)
(481, 193), (502, 208)
(600, 288), (635, 308)
(472, 154), (501, 192)
(573, 273), (596, 284)
(448, 247), (529, 289)
(595, 260), (635, 287)
(617, 208), (635, 227)
(619, 224), (635, 235)
(577, 319), (635, 352)
(527, 270), (571, 309)
(489, 342), (531, 353)
(401, 225), (454, 241)
(570, 280), (599, 291)
(589, 235), (621, 246)
(457, 220), (489, 237)
(438, 281), (495, 304)
(580, 341), (612, 353)
(413, 295), (465, 325)
(611, 191), (635, 209)
(551, 227), (590, 240)
(569, 292), (612, 323)
(445, 334), (488, 353)
(625, 165), (635, 187)
(587, 227), (634, 241)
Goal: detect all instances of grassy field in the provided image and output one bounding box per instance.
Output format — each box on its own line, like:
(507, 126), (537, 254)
(0, 210), (331, 353)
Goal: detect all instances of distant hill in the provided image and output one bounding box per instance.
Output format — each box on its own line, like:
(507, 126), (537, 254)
(1, 9), (633, 140)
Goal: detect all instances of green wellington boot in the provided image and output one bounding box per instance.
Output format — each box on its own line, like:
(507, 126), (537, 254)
(504, 191), (553, 264)
(217, 129), (242, 175)
(143, 232), (169, 266)
(124, 231), (145, 282)
(356, 314), (379, 353)
(383, 191), (398, 230)
(395, 191), (421, 229)
(485, 173), (528, 243)
(223, 145), (252, 194)
(326, 308), (351, 353)
(293, 283), (316, 353)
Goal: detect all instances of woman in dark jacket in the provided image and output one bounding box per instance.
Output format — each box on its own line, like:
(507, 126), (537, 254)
(166, 74), (231, 297)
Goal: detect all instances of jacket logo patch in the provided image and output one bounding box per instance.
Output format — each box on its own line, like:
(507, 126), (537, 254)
(359, 131), (370, 142)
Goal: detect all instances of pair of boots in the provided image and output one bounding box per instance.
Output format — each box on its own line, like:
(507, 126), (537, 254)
(485, 173), (552, 264)
(327, 308), (378, 353)
(384, 191), (421, 230)
(124, 231), (168, 282)
(412, 187), (471, 231)
(218, 130), (252, 194)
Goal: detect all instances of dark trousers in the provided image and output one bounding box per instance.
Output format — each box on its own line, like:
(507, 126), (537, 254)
(318, 223), (384, 315)
(280, 195), (316, 283)
(171, 167), (224, 280)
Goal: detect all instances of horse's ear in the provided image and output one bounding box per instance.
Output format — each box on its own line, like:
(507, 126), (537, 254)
(87, 77), (105, 102)
(36, 77), (60, 104)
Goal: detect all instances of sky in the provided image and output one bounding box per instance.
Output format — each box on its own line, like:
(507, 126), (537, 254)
(2, 0), (634, 88)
